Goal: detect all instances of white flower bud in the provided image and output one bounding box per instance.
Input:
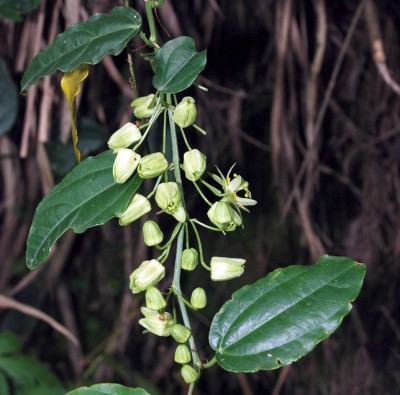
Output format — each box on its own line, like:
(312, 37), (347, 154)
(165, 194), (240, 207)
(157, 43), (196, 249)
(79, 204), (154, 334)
(181, 248), (199, 271)
(142, 220), (163, 246)
(171, 324), (191, 343)
(174, 344), (191, 364)
(118, 194), (151, 226)
(190, 287), (207, 310)
(107, 122), (142, 151)
(210, 256), (245, 281)
(129, 259), (165, 293)
(173, 96), (197, 128)
(207, 201), (242, 231)
(131, 94), (155, 119)
(183, 149), (206, 181)
(181, 365), (198, 384)
(138, 152), (169, 179)
(145, 287), (167, 311)
(112, 149), (141, 184)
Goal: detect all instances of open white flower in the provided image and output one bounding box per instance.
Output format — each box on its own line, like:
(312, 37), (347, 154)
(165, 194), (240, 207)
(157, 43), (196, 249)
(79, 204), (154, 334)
(210, 165), (257, 211)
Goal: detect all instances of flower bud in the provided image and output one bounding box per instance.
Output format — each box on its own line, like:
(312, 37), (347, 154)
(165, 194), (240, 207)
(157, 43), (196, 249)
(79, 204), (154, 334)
(138, 152), (169, 179)
(113, 149), (141, 184)
(129, 259), (165, 294)
(210, 256), (245, 281)
(190, 287), (207, 310)
(183, 149), (206, 181)
(139, 307), (174, 337)
(118, 194), (151, 226)
(181, 365), (198, 384)
(171, 324), (191, 343)
(173, 97), (197, 128)
(155, 182), (187, 223)
(145, 287), (167, 311)
(142, 220), (163, 246)
(131, 94), (155, 119)
(107, 122), (142, 151)
(181, 248), (199, 271)
(174, 344), (191, 364)
(207, 201), (242, 231)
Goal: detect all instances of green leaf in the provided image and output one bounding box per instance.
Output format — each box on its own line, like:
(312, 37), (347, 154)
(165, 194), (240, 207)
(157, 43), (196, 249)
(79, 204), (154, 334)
(26, 150), (142, 269)
(153, 36), (206, 93)
(0, 58), (18, 135)
(0, 0), (40, 21)
(0, 332), (21, 355)
(65, 383), (150, 395)
(0, 371), (9, 395)
(209, 255), (366, 372)
(20, 6), (141, 92)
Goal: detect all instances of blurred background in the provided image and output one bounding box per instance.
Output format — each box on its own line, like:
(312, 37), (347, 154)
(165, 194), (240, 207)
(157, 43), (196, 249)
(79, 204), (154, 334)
(0, 0), (399, 394)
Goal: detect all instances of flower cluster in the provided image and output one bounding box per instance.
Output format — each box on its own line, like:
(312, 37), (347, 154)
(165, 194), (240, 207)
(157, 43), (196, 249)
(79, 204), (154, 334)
(107, 93), (256, 384)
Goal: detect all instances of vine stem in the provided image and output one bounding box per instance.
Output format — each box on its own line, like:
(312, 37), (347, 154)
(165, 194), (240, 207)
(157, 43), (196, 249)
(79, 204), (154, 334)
(145, 0), (158, 45)
(169, 108), (201, 371)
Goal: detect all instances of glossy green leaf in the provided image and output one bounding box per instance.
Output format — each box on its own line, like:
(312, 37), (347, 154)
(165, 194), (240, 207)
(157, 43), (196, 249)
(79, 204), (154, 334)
(65, 383), (150, 395)
(26, 150), (142, 269)
(20, 6), (141, 92)
(153, 36), (206, 93)
(0, 58), (18, 135)
(209, 255), (366, 372)
(0, 0), (40, 21)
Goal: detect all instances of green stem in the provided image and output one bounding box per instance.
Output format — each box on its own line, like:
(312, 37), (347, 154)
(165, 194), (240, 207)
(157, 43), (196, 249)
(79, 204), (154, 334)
(168, 107), (201, 371)
(157, 222), (183, 250)
(202, 355), (217, 369)
(190, 221), (211, 270)
(172, 227), (201, 370)
(145, 0), (157, 45)
(192, 180), (213, 206)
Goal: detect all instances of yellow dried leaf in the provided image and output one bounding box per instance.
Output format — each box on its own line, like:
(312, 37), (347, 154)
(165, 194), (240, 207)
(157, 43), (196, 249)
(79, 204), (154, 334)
(60, 64), (89, 162)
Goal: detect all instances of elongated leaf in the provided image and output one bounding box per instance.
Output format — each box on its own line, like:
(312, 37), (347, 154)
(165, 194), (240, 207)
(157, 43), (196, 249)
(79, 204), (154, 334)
(20, 6), (141, 92)
(209, 255), (366, 372)
(26, 150), (142, 269)
(0, 0), (40, 21)
(65, 383), (150, 395)
(0, 58), (18, 135)
(153, 36), (206, 93)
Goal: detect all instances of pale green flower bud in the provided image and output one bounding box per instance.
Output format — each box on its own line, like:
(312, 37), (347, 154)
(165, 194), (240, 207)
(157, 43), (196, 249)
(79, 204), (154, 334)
(207, 201), (242, 231)
(183, 149), (206, 181)
(171, 324), (191, 343)
(139, 307), (174, 337)
(107, 122), (142, 151)
(131, 94), (155, 118)
(118, 194), (151, 226)
(174, 344), (191, 364)
(138, 152), (169, 179)
(129, 259), (165, 294)
(155, 182), (187, 223)
(190, 287), (207, 310)
(173, 97), (197, 128)
(181, 365), (198, 384)
(145, 287), (167, 311)
(181, 248), (198, 271)
(210, 256), (245, 281)
(142, 220), (163, 246)
(113, 149), (141, 184)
